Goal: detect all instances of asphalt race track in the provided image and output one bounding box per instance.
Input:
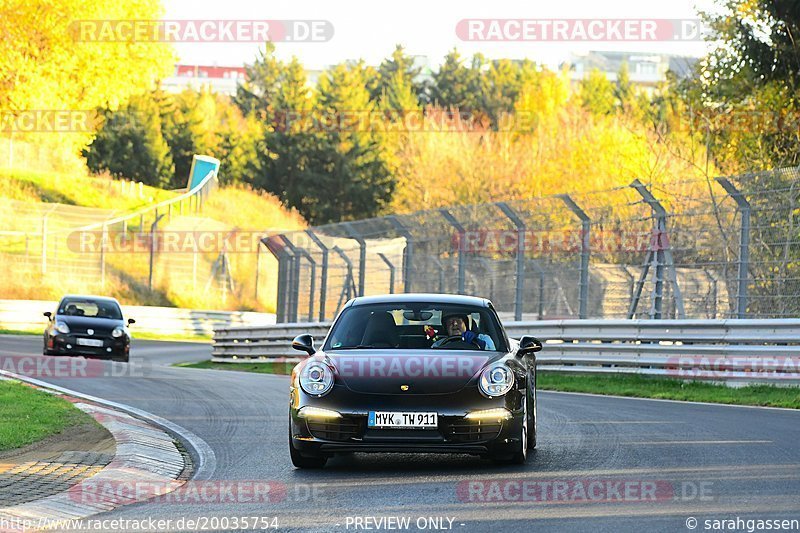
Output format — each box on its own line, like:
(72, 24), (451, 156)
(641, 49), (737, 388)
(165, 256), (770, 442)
(2, 334), (799, 532)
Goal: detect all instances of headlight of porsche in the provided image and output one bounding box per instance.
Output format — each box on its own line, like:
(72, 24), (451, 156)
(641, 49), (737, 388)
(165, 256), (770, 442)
(111, 327), (124, 338)
(479, 363), (515, 397)
(299, 361), (334, 397)
(55, 321), (70, 334)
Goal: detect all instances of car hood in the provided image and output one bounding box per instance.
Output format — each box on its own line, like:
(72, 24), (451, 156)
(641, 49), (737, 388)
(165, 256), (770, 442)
(55, 315), (124, 332)
(322, 349), (506, 394)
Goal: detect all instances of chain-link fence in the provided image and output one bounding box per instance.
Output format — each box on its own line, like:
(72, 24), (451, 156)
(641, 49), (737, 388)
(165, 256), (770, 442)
(0, 172), (230, 305)
(265, 167), (800, 323)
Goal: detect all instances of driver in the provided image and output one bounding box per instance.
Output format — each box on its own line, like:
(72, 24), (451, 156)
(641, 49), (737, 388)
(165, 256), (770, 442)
(431, 313), (496, 350)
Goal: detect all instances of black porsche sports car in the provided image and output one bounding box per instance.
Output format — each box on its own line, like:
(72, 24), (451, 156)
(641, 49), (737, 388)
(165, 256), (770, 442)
(288, 294), (542, 468)
(43, 295), (135, 363)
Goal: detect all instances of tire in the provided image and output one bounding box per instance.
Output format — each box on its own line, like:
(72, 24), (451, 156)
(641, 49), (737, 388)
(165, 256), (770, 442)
(289, 426), (327, 468)
(528, 372), (537, 451)
(493, 390), (529, 465)
(43, 335), (54, 355)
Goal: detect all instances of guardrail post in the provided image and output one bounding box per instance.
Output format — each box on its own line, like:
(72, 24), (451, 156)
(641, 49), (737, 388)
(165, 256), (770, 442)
(344, 223), (366, 297)
(496, 202), (526, 321)
(629, 180), (685, 319)
(377, 253), (396, 294)
(388, 216), (414, 293)
(558, 195), (591, 319)
(439, 209), (466, 294)
(716, 177), (751, 318)
(305, 230), (329, 321)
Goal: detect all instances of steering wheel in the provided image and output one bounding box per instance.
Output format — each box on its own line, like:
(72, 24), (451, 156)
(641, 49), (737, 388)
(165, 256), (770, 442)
(435, 334), (482, 350)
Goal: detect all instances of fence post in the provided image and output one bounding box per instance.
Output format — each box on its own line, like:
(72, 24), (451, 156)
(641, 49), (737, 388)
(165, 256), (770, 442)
(439, 208), (466, 294)
(558, 195), (591, 319)
(100, 224), (107, 289)
(332, 245), (356, 310)
(388, 215), (414, 293)
(41, 214), (48, 274)
(377, 253), (396, 294)
(279, 236), (301, 323)
(283, 237), (316, 322)
(254, 242), (261, 301)
(344, 223), (366, 297)
(496, 202), (526, 321)
(148, 214), (165, 291)
(716, 177), (750, 318)
(305, 230), (329, 321)
(262, 237), (290, 323)
(629, 179), (685, 319)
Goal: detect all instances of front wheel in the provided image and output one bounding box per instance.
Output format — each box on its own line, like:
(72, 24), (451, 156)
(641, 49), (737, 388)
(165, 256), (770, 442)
(289, 426), (327, 468)
(492, 392), (529, 465)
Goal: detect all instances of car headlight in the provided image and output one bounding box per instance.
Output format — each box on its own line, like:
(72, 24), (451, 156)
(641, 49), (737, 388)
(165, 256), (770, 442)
(56, 322), (70, 334)
(479, 363), (515, 397)
(299, 361), (334, 396)
(111, 327), (124, 338)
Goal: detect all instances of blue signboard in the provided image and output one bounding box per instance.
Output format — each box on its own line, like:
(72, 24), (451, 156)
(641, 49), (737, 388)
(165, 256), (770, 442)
(187, 155), (220, 190)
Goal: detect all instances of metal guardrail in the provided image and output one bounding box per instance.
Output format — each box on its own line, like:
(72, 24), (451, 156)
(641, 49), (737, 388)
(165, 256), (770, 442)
(0, 299), (276, 336)
(212, 319), (800, 383)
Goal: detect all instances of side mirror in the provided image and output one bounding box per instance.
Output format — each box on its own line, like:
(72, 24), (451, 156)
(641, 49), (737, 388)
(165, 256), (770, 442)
(518, 335), (543, 356)
(292, 334), (316, 356)
(127, 318), (136, 326)
(43, 311), (52, 318)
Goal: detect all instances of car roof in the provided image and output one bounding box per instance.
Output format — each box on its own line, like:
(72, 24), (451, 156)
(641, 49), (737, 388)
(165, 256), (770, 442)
(348, 293), (492, 308)
(59, 295), (121, 305)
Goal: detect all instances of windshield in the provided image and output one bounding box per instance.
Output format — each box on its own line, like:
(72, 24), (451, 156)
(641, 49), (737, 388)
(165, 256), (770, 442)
(323, 303), (506, 352)
(58, 298), (123, 320)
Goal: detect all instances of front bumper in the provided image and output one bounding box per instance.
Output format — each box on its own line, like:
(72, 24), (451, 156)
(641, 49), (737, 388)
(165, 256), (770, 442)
(47, 333), (129, 358)
(290, 384), (525, 456)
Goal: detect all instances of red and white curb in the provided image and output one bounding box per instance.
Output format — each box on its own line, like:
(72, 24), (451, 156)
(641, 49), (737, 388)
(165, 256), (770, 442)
(0, 373), (214, 532)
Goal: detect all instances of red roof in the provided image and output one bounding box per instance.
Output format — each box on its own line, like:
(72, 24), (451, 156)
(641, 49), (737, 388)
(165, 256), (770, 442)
(175, 65), (247, 79)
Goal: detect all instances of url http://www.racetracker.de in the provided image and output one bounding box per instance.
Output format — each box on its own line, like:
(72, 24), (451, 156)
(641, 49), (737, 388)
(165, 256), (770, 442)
(0, 515), (280, 531)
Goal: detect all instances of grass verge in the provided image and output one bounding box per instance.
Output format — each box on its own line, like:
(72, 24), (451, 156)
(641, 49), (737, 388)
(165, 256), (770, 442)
(538, 372), (800, 409)
(0, 380), (95, 452)
(175, 360), (295, 375)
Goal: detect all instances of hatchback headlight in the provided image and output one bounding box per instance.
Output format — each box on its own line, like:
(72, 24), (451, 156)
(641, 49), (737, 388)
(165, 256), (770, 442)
(479, 363), (515, 397)
(111, 327), (124, 338)
(56, 322), (70, 334)
(299, 362), (335, 396)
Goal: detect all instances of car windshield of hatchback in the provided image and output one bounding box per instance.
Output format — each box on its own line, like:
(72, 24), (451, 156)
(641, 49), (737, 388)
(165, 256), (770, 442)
(324, 303), (505, 351)
(58, 299), (123, 320)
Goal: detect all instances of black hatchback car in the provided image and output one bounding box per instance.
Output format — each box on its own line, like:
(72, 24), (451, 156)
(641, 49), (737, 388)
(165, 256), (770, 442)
(43, 295), (134, 363)
(288, 294), (542, 468)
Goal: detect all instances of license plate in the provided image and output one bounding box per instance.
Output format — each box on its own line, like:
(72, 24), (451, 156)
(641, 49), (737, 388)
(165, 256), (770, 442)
(77, 338), (104, 347)
(368, 411), (438, 429)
